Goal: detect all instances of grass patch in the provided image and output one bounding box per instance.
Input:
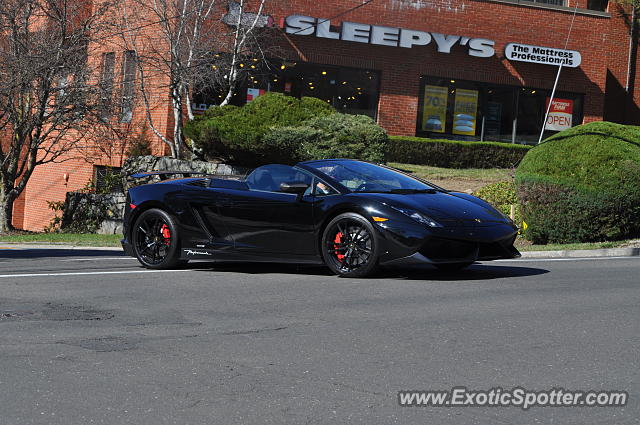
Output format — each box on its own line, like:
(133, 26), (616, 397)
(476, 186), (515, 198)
(388, 162), (512, 182)
(0, 233), (123, 247)
(516, 239), (637, 252)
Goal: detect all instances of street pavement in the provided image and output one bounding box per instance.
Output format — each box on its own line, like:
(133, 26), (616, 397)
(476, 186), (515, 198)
(0, 247), (638, 424)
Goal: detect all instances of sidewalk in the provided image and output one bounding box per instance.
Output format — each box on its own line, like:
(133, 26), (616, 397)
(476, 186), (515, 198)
(0, 243), (122, 251)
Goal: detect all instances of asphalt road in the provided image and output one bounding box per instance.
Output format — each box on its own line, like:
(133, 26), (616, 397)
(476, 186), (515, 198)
(0, 247), (638, 425)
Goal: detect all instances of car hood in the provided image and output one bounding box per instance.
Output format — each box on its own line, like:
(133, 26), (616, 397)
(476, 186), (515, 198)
(355, 191), (511, 227)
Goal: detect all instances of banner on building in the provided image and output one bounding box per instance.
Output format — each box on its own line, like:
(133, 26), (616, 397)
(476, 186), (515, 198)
(545, 98), (573, 131)
(422, 85), (448, 133)
(452, 89), (478, 136)
(247, 88), (266, 102)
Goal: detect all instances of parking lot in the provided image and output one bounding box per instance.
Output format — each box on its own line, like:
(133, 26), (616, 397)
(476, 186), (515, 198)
(0, 247), (638, 424)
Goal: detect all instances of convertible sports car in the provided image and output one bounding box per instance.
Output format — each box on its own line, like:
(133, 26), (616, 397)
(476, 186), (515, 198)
(121, 159), (520, 277)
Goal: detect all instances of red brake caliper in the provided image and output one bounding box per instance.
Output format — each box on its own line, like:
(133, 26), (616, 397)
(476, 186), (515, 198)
(334, 232), (345, 262)
(160, 224), (171, 246)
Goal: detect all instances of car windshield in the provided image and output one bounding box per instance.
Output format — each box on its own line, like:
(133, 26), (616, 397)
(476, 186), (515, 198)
(305, 160), (438, 193)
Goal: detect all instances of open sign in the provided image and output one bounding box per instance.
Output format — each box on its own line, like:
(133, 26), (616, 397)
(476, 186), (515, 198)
(545, 98), (573, 131)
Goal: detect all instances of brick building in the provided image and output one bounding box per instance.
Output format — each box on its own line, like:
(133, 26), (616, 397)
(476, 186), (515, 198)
(10, 0), (640, 231)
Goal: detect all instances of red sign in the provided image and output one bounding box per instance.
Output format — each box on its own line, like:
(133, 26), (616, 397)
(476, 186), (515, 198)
(545, 98), (573, 131)
(246, 88), (266, 102)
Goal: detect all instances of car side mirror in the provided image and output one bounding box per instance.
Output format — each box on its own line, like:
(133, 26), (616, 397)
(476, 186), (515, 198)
(280, 181), (309, 197)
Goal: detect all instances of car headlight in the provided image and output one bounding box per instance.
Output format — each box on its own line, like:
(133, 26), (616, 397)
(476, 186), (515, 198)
(391, 206), (443, 228)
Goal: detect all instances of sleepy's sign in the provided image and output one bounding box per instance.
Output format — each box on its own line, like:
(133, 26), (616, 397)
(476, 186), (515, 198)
(284, 15), (496, 58)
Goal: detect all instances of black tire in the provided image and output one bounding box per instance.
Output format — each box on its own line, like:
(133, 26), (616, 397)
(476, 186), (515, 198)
(321, 212), (380, 278)
(131, 208), (184, 269)
(434, 262), (473, 272)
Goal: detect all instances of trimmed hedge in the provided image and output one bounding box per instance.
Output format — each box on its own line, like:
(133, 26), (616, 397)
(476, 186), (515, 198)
(515, 121), (640, 244)
(387, 136), (531, 169)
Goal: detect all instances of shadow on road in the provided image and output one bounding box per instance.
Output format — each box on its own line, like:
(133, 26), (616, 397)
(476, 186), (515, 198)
(383, 263), (550, 281)
(187, 261), (549, 281)
(0, 248), (124, 260)
(187, 261), (334, 276)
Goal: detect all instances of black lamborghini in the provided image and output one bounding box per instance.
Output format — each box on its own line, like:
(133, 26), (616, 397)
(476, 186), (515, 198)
(121, 159), (520, 277)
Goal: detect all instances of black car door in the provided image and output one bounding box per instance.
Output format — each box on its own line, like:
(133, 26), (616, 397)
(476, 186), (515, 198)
(179, 185), (235, 249)
(216, 165), (317, 255)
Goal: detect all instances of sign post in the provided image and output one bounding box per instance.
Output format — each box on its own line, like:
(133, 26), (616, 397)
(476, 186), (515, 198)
(537, 1), (579, 145)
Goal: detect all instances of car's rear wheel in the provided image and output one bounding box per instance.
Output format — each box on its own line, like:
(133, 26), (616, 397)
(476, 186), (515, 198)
(321, 213), (379, 278)
(132, 208), (184, 269)
(434, 262), (473, 272)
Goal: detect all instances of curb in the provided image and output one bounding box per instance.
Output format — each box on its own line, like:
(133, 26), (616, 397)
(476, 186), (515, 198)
(520, 247), (640, 259)
(2, 243), (640, 258)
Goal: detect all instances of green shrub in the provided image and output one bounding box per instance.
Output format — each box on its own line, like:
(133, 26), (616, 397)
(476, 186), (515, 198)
(515, 121), (640, 243)
(473, 181), (522, 226)
(183, 93), (335, 165)
(267, 114), (388, 163)
(387, 136), (531, 169)
(260, 126), (324, 164)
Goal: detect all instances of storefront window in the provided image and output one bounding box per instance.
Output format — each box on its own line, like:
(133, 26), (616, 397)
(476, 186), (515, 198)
(417, 76), (583, 145)
(192, 60), (380, 119)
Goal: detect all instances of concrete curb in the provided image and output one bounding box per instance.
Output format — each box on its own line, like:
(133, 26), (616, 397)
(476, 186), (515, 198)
(2, 243), (640, 258)
(0, 243), (122, 251)
(521, 247), (640, 258)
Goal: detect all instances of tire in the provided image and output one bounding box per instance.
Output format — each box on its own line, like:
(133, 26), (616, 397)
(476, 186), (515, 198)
(131, 208), (184, 269)
(434, 262), (473, 272)
(321, 212), (380, 278)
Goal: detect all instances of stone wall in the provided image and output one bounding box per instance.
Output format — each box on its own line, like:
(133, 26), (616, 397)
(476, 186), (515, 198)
(121, 155), (249, 190)
(61, 192), (126, 235)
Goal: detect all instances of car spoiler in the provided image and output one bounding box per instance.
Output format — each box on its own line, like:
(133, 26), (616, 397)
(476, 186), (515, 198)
(128, 171), (240, 180)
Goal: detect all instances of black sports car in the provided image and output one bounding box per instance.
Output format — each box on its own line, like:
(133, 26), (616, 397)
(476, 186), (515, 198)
(122, 159), (520, 277)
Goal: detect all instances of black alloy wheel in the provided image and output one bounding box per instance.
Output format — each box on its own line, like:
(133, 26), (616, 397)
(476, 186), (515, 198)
(321, 212), (379, 278)
(132, 208), (184, 269)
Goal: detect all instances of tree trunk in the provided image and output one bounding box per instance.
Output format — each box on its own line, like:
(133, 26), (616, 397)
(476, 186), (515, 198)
(0, 185), (16, 233)
(171, 86), (184, 159)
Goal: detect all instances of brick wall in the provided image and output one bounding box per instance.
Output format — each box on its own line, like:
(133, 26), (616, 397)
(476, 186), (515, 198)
(269, 0), (622, 134)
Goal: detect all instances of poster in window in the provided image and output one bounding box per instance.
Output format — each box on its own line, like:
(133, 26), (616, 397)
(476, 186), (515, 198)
(422, 85), (448, 133)
(452, 89), (479, 136)
(545, 98), (573, 131)
(247, 88), (266, 102)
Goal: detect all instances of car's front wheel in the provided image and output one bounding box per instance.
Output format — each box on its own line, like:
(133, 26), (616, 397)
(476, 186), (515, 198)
(131, 208), (185, 269)
(321, 213), (380, 278)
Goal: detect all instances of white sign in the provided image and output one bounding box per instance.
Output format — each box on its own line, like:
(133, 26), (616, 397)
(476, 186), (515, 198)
(505, 43), (581, 68)
(545, 98), (574, 131)
(284, 15), (496, 58)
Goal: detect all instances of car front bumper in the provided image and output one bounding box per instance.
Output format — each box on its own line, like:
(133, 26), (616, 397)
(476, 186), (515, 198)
(376, 220), (521, 265)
